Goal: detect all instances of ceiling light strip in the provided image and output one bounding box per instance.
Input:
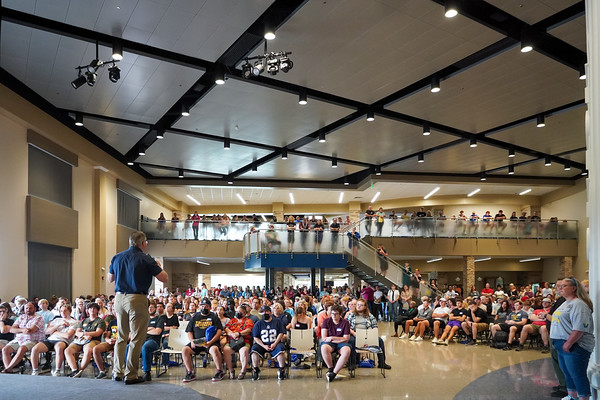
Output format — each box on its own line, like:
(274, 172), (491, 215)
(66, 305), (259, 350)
(427, 258), (443, 263)
(370, 191), (381, 203)
(520, 257), (541, 263)
(236, 193), (246, 205)
(186, 194), (201, 205)
(519, 188), (532, 195)
(424, 187), (440, 200)
(467, 188), (480, 197)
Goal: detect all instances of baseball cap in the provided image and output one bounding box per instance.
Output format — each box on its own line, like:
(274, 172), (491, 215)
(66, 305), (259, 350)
(440, 298), (447, 302)
(200, 298), (211, 306)
(260, 305), (272, 313)
(542, 298), (552, 303)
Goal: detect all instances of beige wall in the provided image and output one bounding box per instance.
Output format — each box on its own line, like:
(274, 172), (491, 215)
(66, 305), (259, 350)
(0, 111), (28, 300)
(72, 158), (94, 297)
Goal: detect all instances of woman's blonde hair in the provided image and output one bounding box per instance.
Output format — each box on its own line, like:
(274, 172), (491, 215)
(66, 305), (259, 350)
(563, 277), (593, 312)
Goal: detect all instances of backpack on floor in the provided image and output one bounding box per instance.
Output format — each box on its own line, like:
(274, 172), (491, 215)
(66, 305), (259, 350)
(491, 331), (509, 348)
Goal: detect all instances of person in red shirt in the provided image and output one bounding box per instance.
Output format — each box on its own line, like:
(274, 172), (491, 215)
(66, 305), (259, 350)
(481, 282), (494, 296)
(190, 212), (200, 239)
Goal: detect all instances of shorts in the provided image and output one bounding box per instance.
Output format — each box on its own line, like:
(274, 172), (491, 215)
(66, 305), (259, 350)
(474, 323), (489, 331)
(320, 341), (352, 352)
(432, 319), (446, 330)
(42, 339), (67, 351)
(530, 324), (543, 335)
(447, 321), (461, 328)
(499, 323), (524, 333)
(6, 340), (36, 352)
(224, 342), (251, 351)
(69, 339), (100, 351)
(251, 343), (285, 358)
(0, 339), (9, 346)
(186, 342), (220, 355)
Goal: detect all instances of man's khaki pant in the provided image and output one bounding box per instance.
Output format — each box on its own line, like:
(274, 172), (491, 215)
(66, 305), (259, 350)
(114, 293), (149, 380)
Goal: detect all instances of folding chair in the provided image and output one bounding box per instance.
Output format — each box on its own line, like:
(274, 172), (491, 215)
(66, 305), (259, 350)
(285, 329), (316, 378)
(154, 328), (194, 377)
(355, 327), (385, 378)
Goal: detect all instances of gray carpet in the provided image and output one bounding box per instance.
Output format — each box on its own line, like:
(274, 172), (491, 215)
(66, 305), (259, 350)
(0, 374), (218, 400)
(454, 357), (557, 400)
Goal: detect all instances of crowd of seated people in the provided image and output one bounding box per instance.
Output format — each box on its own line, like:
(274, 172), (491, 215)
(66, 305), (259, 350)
(0, 280), (567, 382)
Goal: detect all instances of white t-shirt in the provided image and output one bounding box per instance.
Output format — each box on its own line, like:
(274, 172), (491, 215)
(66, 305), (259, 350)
(47, 317), (79, 343)
(388, 290), (400, 303)
(432, 306), (451, 322)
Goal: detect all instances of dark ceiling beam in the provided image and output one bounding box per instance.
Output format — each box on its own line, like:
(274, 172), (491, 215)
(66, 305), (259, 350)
(534, 1), (585, 31)
(58, 109), (153, 130)
(146, 176), (359, 190)
(0, 7), (213, 71)
(137, 163), (223, 178)
(429, 0), (586, 70)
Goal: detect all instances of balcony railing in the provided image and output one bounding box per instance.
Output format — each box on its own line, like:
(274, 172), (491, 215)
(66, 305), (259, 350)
(141, 218), (578, 241)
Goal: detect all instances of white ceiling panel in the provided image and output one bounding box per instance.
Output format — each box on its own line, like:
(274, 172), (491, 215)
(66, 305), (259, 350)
(485, 0), (581, 25)
(172, 79), (353, 146)
(238, 157), (365, 181)
(81, 119), (149, 155)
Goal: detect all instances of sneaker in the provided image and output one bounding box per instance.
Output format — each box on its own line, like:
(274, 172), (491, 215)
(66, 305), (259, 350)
(391, 333), (398, 337)
(443, 339), (449, 346)
(326, 371), (336, 382)
(515, 344), (524, 352)
(399, 334), (408, 339)
(431, 337), (438, 344)
(31, 369), (39, 376)
(252, 367), (260, 381)
(414, 336), (423, 342)
(229, 369), (235, 380)
(95, 370), (107, 379)
(68, 369), (81, 378)
(409, 335), (416, 341)
(541, 346), (550, 354)
(277, 368), (285, 380)
(143, 371), (152, 382)
(52, 369), (62, 377)
(212, 370), (225, 381)
(182, 371), (196, 383)
(502, 345), (513, 351)
(466, 340), (477, 346)
(237, 371), (246, 380)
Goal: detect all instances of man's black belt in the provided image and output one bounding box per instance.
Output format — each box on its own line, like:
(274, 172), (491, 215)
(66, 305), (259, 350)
(116, 291), (146, 295)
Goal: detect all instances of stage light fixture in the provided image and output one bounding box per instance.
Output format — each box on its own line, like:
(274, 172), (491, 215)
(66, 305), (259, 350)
(86, 71), (97, 86)
(108, 64), (120, 83)
(241, 62), (253, 78)
(71, 41), (121, 89)
(71, 74), (87, 89)
(266, 57), (279, 75)
(280, 57), (293, 73)
(252, 60), (264, 76)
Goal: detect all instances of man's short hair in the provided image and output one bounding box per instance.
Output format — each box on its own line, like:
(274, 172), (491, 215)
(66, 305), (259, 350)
(331, 305), (344, 315)
(129, 231), (147, 247)
(513, 299), (522, 305)
(156, 302), (165, 307)
(86, 302), (100, 311)
(61, 304), (72, 312)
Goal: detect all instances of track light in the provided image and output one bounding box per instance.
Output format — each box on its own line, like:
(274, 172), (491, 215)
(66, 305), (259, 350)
(480, 172), (487, 181)
(241, 62), (253, 79)
(214, 66), (225, 85)
(318, 132), (326, 143)
(138, 147), (146, 156)
(375, 166), (382, 176)
(470, 137), (477, 148)
(298, 92), (307, 105)
(264, 23), (276, 40)
(181, 104), (190, 117)
(178, 169), (184, 178)
(521, 30), (533, 53)
(508, 148), (515, 158)
(71, 74), (87, 89)
(343, 178), (349, 186)
(508, 165), (514, 175)
(279, 57), (293, 73)
(281, 149), (288, 159)
(582, 169), (588, 176)
(430, 76), (441, 93)
(418, 152), (424, 163)
(251, 163), (258, 173)
(366, 110), (375, 122)
(422, 122), (430, 136)
(87, 59), (100, 73)
(252, 60), (264, 76)
(564, 163), (571, 171)
(224, 138), (230, 150)
(74, 113), (84, 127)
(266, 56), (279, 75)
(444, 0), (458, 18)
(579, 64), (587, 80)
(332, 158), (338, 168)
(545, 157), (551, 166)
(86, 71), (97, 86)
(108, 64), (120, 83)
(536, 115), (545, 127)
(112, 40), (123, 61)
(156, 129), (164, 140)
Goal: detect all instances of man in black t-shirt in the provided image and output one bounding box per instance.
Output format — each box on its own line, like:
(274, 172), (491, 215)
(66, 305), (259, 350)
(461, 301), (489, 345)
(139, 303), (164, 381)
(364, 206), (375, 235)
(0, 303), (15, 350)
(182, 298), (223, 383)
(329, 219), (340, 252)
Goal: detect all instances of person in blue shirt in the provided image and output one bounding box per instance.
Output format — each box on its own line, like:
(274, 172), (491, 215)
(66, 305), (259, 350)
(250, 306), (287, 381)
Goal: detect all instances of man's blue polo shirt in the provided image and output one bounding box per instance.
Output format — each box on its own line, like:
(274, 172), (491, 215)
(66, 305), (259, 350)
(109, 246), (162, 294)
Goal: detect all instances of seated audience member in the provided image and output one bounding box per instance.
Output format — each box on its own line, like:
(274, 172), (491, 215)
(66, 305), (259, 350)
(223, 305), (254, 380)
(514, 297), (551, 353)
(494, 285), (506, 298)
(272, 302), (292, 331)
(72, 298), (86, 321)
(1, 302), (44, 373)
(392, 300), (418, 337)
(316, 299), (335, 340)
(461, 300), (489, 345)
(31, 303), (77, 375)
(320, 304), (352, 383)
(481, 283), (494, 296)
(490, 299), (529, 350)
(400, 297), (433, 341)
(436, 298), (467, 345)
(494, 300), (511, 323)
(182, 298), (223, 383)
(159, 302), (180, 366)
(250, 306), (287, 381)
(138, 303), (164, 381)
(343, 298), (357, 319)
(92, 317), (118, 379)
(430, 298), (451, 343)
(346, 299), (391, 369)
(65, 302), (106, 377)
(37, 299), (55, 329)
(0, 303), (16, 351)
(183, 302), (197, 321)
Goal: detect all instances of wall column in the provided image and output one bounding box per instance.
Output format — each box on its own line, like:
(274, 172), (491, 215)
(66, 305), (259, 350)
(348, 202), (361, 223)
(319, 269), (326, 290)
(310, 268), (316, 294)
(585, 1), (600, 396)
(272, 202), (284, 223)
(275, 271), (284, 290)
(462, 256), (475, 295)
(559, 256), (574, 278)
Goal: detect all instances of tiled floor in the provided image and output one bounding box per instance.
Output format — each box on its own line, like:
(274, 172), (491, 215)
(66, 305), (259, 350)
(157, 322), (554, 400)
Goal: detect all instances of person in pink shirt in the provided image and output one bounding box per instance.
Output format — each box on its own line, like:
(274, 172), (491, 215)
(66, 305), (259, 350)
(1, 302), (44, 373)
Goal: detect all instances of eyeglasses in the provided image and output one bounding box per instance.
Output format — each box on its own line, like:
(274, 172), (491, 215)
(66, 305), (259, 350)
(330, 312), (340, 316)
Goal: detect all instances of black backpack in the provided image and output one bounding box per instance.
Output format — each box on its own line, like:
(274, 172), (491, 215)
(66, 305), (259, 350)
(491, 331), (509, 348)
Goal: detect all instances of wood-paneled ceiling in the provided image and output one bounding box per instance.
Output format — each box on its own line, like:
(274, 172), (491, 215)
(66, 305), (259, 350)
(0, 0), (588, 206)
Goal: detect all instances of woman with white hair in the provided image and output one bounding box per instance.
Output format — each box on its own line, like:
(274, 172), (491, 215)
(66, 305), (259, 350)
(550, 277), (594, 400)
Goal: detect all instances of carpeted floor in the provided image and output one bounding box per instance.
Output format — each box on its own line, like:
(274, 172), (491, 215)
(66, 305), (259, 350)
(454, 357), (557, 400)
(0, 374), (218, 400)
